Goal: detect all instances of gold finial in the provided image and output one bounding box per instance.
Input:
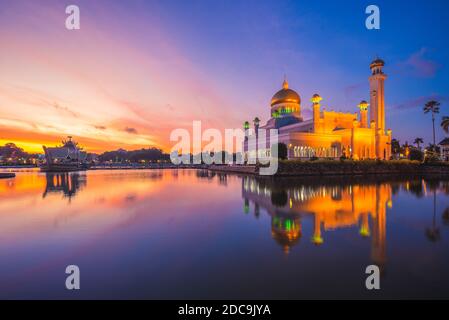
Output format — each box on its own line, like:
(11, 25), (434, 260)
(282, 75), (288, 90)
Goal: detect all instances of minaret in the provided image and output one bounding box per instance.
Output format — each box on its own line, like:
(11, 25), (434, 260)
(253, 117), (260, 140)
(358, 100), (369, 128)
(369, 58), (387, 134)
(311, 94), (322, 133)
(371, 184), (389, 275)
(243, 121), (249, 162)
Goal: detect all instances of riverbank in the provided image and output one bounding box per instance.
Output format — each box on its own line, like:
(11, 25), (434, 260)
(90, 164), (208, 170)
(209, 160), (449, 176)
(0, 165), (37, 169)
(207, 165), (257, 174)
(0, 173), (15, 179)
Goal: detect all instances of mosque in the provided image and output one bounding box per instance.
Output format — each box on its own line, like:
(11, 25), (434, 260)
(243, 58), (392, 160)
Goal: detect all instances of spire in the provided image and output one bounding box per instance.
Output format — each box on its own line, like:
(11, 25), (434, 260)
(282, 75), (288, 90)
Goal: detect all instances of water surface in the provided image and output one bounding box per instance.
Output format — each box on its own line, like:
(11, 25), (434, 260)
(0, 169), (448, 299)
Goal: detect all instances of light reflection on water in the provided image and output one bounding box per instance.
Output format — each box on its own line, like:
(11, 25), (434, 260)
(0, 169), (449, 299)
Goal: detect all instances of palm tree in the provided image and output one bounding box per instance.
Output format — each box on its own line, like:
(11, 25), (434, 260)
(414, 137), (423, 150)
(426, 143), (440, 153)
(423, 100), (441, 146)
(441, 116), (449, 134)
(402, 141), (410, 157)
(391, 139), (400, 158)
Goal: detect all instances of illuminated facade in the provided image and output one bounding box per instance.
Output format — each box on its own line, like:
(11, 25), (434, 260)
(243, 59), (392, 160)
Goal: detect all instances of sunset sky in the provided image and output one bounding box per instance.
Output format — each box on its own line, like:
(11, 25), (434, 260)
(0, 0), (448, 153)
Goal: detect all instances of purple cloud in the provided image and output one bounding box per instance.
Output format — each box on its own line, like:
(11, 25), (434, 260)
(124, 127), (138, 134)
(344, 82), (365, 98)
(52, 102), (78, 118)
(393, 95), (449, 110)
(396, 48), (440, 78)
(343, 82), (367, 106)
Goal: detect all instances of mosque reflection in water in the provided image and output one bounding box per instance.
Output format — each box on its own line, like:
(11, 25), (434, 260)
(42, 172), (86, 200)
(242, 176), (394, 269)
(38, 169), (449, 276)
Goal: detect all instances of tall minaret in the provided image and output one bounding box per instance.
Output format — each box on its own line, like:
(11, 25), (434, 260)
(369, 58), (387, 134)
(311, 94), (322, 133)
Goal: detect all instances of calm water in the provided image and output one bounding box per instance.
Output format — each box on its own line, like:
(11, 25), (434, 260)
(0, 168), (449, 299)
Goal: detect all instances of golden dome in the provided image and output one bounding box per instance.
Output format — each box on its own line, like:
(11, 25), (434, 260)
(270, 79), (301, 107)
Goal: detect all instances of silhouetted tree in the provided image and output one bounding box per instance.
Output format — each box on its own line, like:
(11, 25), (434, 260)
(271, 142), (288, 160)
(441, 116), (449, 134)
(98, 147), (169, 163)
(414, 137), (423, 150)
(423, 100), (440, 146)
(409, 148), (424, 161)
(391, 139), (401, 158)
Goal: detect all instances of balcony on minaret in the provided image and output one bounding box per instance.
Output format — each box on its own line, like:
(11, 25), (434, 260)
(369, 58), (385, 75)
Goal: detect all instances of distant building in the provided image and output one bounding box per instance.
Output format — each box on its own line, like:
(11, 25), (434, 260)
(243, 59), (392, 160)
(43, 137), (87, 163)
(42, 136), (87, 171)
(439, 138), (449, 161)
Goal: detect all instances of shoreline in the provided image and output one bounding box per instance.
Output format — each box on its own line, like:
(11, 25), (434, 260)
(208, 160), (449, 176)
(0, 173), (16, 179)
(4, 162), (449, 177)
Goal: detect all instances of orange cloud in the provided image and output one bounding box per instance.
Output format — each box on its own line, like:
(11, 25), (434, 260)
(0, 1), (243, 154)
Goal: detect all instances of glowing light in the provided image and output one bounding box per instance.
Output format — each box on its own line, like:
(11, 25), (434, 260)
(359, 226), (370, 237)
(358, 100), (369, 111)
(311, 94), (323, 104)
(311, 235), (323, 245)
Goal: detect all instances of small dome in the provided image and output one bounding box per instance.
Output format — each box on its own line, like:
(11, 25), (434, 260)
(358, 100), (369, 110)
(311, 93), (322, 104)
(370, 58), (385, 68)
(271, 79), (301, 107)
